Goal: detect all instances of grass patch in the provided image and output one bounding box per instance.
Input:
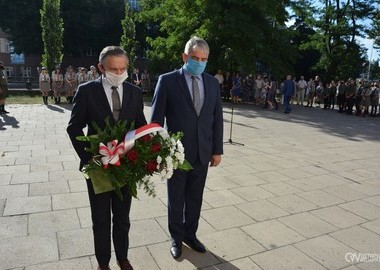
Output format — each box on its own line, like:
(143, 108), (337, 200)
(6, 91), (154, 104)
(7, 94), (44, 104)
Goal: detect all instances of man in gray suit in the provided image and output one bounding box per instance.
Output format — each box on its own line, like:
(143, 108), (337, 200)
(151, 36), (224, 259)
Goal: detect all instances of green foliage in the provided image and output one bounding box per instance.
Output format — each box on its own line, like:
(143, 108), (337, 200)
(40, 0), (64, 74)
(120, 3), (137, 73)
(77, 119), (192, 200)
(370, 60), (380, 79)
(0, 0), (43, 54)
(367, 0), (380, 50)
(290, 0), (374, 80)
(137, 0), (297, 76)
(0, 0), (125, 56)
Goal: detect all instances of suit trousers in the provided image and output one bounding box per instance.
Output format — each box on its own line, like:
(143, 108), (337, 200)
(284, 95), (292, 113)
(86, 179), (132, 266)
(167, 157), (209, 243)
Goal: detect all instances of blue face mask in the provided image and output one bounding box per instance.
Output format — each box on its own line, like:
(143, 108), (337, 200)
(184, 57), (207, 76)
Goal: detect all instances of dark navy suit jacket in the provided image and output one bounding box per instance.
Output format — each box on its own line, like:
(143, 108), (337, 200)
(67, 77), (147, 170)
(150, 68), (223, 165)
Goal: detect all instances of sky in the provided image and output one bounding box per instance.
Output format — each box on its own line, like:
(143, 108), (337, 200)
(286, 18), (379, 62)
(358, 37), (379, 61)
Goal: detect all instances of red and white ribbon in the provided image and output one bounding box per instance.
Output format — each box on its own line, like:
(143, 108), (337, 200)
(124, 123), (165, 153)
(99, 140), (125, 168)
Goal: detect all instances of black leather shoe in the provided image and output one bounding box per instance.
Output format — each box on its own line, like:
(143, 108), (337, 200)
(170, 242), (182, 259)
(184, 238), (206, 253)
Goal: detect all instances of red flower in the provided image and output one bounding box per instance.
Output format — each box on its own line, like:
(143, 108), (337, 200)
(151, 143), (161, 153)
(126, 149), (138, 163)
(146, 160), (158, 173)
(140, 135), (152, 142)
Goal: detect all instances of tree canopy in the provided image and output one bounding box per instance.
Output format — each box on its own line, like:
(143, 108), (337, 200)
(137, 0), (297, 77)
(40, 0), (64, 73)
(0, 0), (379, 80)
(0, 0), (124, 56)
(289, 0), (376, 80)
(120, 3), (137, 72)
(0, 0), (43, 54)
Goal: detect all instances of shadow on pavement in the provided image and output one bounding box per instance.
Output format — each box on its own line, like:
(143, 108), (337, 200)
(47, 104), (66, 113)
(177, 246), (241, 270)
(222, 102), (380, 142)
(0, 113), (20, 130)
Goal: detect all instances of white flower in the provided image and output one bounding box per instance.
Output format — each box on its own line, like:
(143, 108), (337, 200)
(159, 130), (169, 139)
(175, 151), (185, 164)
(165, 156), (173, 169)
(170, 138), (175, 145)
(165, 169), (173, 179)
(156, 156), (162, 164)
(160, 168), (167, 178)
(176, 140), (184, 153)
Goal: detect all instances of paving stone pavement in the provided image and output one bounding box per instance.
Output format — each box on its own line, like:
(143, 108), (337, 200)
(0, 103), (379, 270)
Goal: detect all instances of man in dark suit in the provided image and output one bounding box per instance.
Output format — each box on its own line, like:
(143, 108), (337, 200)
(150, 36), (223, 259)
(131, 68), (141, 87)
(67, 46), (146, 270)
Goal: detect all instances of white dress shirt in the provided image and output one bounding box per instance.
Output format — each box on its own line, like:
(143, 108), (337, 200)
(102, 76), (123, 111)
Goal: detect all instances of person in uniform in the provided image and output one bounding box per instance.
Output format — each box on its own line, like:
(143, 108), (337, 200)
(223, 71), (232, 102)
(322, 82), (330, 109)
(305, 77), (315, 107)
(131, 68), (141, 87)
(77, 67), (88, 87)
(345, 78), (356, 115)
(214, 69), (224, 95)
(362, 81), (372, 116)
(87, 65), (99, 81)
(337, 80), (346, 113)
(370, 83), (379, 117)
(52, 66), (64, 104)
(65, 65), (77, 103)
(0, 61), (9, 114)
(354, 80), (364, 116)
(39, 67), (51, 105)
(329, 80), (337, 109)
(140, 69), (151, 94)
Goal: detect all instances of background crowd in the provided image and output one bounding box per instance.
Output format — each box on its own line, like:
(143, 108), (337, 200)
(214, 70), (380, 117)
(38, 66), (151, 105)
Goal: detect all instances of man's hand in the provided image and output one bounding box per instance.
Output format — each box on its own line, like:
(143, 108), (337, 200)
(210, 155), (222, 167)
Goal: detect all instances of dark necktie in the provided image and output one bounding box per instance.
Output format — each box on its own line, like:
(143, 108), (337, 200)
(192, 76), (202, 115)
(111, 86), (121, 120)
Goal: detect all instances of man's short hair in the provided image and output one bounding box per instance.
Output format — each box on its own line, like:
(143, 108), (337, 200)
(184, 36), (209, 55)
(99, 46), (128, 65)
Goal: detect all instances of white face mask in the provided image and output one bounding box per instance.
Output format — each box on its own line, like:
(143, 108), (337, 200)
(105, 71), (129, 87)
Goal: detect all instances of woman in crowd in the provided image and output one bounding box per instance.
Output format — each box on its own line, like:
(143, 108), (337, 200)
(141, 69), (151, 94)
(329, 80), (337, 109)
(51, 66), (63, 104)
(39, 67), (50, 105)
(370, 82), (379, 117)
(65, 66), (77, 104)
(87, 65), (99, 81)
(77, 67), (88, 87)
(232, 72), (241, 104)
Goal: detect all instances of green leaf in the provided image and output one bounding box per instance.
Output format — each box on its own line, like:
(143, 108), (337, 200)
(177, 160), (193, 171)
